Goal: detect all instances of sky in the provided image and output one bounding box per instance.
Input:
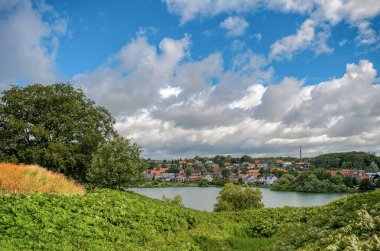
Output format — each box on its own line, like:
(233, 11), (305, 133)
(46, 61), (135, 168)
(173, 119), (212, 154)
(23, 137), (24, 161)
(1, 0), (380, 159)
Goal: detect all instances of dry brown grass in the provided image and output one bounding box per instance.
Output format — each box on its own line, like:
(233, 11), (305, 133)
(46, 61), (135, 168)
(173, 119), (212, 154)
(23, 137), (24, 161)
(0, 163), (85, 195)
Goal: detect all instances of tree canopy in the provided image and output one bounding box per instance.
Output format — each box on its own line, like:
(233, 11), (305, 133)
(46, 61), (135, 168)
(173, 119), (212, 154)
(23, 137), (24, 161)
(86, 136), (146, 188)
(214, 183), (263, 212)
(0, 83), (117, 181)
(310, 151), (380, 169)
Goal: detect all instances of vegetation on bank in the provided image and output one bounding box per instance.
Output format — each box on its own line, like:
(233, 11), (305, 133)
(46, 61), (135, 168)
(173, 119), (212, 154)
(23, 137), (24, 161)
(0, 188), (378, 250)
(214, 183), (263, 212)
(271, 168), (374, 193)
(0, 163), (85, 195)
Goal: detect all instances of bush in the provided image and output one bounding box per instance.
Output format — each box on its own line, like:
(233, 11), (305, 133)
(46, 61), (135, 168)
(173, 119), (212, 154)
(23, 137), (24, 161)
(214, 183), (263, 212)
(162, 195), (183, 206)
(86, 137), (146, 188)
(358, 178), (375, 191)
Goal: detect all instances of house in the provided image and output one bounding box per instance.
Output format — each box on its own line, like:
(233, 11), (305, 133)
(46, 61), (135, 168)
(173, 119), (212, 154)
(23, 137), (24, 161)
(150, 168), (161, 176)
(175, 175), (187, 183)
(202, 174), (213, 182)
(293, 162), (310, 169)
(331, 169), (370, 180)
(247, 163), (256, 169)
(188, 175), (201, 183)
(157, 173), (175, 182)
(283, 162), (292, 167)
(242, 175), (256, 183)
(191, 172), (201, 176)
(178, 168), (185, 175)
(160, 167), (169, 173)
(257, 163), (268, 169)
(365, 170), (380, 183)
(246, 169), (260, 177)
(259, 174), (278, 185)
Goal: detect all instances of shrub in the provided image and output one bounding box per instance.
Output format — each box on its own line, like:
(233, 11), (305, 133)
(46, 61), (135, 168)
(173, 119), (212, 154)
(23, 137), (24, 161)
(358, 178), (375, 191)
(162, 195), (184, 206)
(214, 183), (263, 212)
(86, 137), (146, 188)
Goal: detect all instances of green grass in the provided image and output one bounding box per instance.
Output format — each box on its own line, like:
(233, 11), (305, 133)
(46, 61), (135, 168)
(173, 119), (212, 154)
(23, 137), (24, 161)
(0, 188), (379, 250)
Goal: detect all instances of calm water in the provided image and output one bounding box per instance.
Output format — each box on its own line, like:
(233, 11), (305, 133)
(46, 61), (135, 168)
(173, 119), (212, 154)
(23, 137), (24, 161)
(129, 187), (348, 211)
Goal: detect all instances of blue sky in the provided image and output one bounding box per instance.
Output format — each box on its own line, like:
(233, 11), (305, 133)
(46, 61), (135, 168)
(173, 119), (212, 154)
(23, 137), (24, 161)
(1, 0), (380, 158)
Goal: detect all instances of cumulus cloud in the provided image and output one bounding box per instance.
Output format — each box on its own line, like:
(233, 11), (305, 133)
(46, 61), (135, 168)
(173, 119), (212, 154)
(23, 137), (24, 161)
(220, 16), (249, 37)
(72, 35), (191, 116)
(164, 0), (380, 57)
(0, 0), (66, 90)
(164, 0), (380, 24)
(72, 33), (380, 158)
(269, 19), (315, 60)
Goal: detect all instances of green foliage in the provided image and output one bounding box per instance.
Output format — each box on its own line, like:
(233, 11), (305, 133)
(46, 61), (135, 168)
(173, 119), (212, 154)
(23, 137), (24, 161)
(358, 178), (376, 191)
(310, 151), (380, 169)
(0, 188), (379, 250)
(198, 179), (209, 187)
(0, 189), (198, 250)
(270, 190), (380, 250)
(0, 84), (117, 181)
(162, 195), (183, 206)
(86, 137), (146, 188)
(375, 178), (380, 188)
(214, 183), (264, 212)
(369, 161), (379, 171)
(272, 169), (349, 193)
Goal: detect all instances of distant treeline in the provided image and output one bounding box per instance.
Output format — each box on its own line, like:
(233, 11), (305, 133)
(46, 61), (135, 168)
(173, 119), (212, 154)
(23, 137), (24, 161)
(153, 151), (379, 170)
(309, 151), (380, 169)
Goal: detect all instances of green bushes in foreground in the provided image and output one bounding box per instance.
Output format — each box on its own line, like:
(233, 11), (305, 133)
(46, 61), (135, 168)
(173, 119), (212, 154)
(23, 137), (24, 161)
(0, 188), (379, 250)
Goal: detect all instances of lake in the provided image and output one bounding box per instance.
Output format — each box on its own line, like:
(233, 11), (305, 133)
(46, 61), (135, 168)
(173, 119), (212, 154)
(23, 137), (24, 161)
(129, 187), (348, 211)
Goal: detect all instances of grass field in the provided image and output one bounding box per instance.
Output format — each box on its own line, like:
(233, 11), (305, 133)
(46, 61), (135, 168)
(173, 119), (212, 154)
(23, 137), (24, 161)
(0, 163), (85, 195)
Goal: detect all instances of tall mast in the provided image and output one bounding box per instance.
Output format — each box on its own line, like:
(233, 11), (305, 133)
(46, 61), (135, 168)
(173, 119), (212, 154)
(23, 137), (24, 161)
(299, 146), (302, 160)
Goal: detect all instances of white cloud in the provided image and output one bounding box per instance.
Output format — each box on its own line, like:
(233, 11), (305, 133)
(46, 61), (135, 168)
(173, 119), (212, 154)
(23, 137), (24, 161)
(164, 0), (380, 54)
(314, 0), (380, 24)
(229, 84), (266, 109)
(220, 16), (249, 37)
(0, 0), (66, 89)
(269, 19), (333, 60)
(73, 32), (380, 158)
(269, 19), (315, 60)
(164, 0), (380, 24)
(355, 21), (378, 46)
(159, 86), (182, 99)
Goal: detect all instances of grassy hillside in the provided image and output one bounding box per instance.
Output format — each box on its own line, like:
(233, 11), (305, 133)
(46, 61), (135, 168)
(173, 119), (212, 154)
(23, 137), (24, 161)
(0, 163), (85, 195)
(0, 188), (379, 250)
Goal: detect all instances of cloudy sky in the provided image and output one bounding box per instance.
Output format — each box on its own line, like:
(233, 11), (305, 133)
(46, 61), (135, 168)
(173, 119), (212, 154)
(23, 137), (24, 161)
(1, 0), (380, 158)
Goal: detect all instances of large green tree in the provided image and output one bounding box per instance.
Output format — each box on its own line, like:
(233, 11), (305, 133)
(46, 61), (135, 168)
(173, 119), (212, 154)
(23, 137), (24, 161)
(214, 183), (263, 212)
(0, 83), (117, 180)
(86, 136), (146, 188)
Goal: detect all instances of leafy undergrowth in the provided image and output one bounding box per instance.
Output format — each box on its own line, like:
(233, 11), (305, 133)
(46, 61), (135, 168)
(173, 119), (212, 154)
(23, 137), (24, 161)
(0, 188), (379, 250)
(0, 163), (85, 195)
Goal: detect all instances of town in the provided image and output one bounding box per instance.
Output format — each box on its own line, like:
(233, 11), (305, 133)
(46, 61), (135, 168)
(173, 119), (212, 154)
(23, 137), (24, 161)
(143, 154), (380, 189)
